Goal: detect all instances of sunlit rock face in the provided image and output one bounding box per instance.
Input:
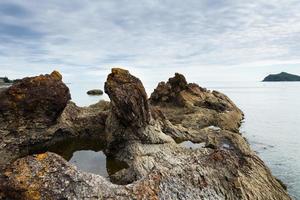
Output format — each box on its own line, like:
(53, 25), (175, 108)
(0, 71), (70, 126)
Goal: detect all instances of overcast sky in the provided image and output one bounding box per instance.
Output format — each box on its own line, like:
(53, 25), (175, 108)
(0, 0), (300, 83)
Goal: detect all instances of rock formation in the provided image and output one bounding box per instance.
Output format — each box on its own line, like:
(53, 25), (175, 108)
(0, 68), (291, 199)
(104, 68), (172, 154)
(0, 71), (108, 171)
(105, 68), (150, 128)
(0, 71), (70, 126)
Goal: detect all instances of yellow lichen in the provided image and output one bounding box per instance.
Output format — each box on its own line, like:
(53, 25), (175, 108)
(14, 93), (26, 101)
(36, 153), (48, 161)
(112, 67), (128, 74)
(25, 189), (41, 200)
(50, 70), (62, 81)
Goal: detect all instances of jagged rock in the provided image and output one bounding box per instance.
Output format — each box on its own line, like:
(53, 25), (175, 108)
(0, 71), (70, 126)
(150, 73), (243, 134)
(0, 68), (291, 200)
(150, 73), (208, 107)
(105, 68), (150, 128)
(104, 68), (172, 152)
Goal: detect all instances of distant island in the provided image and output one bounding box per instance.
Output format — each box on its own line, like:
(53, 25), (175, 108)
(263, 72), (300, 82)
(0, 77), (20, 85)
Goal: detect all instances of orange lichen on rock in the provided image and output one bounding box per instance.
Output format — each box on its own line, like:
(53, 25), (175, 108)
(50, 70), (62, 81)
(132, 173), (161, 200)
(0, 71), (70, 126)
(35, 153), (48, 161)
(2, 158), (42, 200)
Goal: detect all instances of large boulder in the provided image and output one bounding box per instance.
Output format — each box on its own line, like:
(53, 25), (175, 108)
(0, 71), (70, 126)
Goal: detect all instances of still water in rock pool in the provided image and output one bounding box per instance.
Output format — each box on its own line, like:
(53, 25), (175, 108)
(30, 137), (128, 178)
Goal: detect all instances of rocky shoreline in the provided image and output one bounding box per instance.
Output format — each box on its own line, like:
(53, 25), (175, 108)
(0, 68), (291, 199)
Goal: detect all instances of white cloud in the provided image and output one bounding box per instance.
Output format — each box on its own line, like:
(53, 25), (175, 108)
(0, 0), (300, 81)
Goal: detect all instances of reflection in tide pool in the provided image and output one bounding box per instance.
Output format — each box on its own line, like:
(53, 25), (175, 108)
(178, 140), (206, 149)
(69, 150), (107, 176)
(30, 137), (128, 178)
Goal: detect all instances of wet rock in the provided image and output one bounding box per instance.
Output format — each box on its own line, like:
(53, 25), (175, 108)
(0, 71), (70, 126)
(87, 89), (103, 95)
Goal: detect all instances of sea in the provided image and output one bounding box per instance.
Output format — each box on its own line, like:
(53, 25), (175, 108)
(1, 80), (299, 199)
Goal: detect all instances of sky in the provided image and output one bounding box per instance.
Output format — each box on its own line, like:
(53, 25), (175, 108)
(0, 0), (300, 84)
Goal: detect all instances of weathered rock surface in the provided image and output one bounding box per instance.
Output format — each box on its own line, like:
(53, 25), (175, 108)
(0, 69), (291, 200)
(104, 68), (172, 153)
(0, 72), (109, 171)
(105, 68), (150, 128)
(149, 72), (244, 152)
(0, 71), (70, 126)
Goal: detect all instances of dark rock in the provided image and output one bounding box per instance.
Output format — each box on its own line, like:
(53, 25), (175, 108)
(105, 68), (150, 128)
(0, 71), (70, 126)
(87, 89), (103, 95)
(263, 72), (300, 82)
(276, 178), (288, 190)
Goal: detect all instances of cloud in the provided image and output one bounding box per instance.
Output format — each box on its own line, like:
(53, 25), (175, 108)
(0, 0), (300, 81)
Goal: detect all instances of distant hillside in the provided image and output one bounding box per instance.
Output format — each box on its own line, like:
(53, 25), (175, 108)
(0, 77), (14, 84)
(0, 77), (20, 85)
(263, 72), (300, 82)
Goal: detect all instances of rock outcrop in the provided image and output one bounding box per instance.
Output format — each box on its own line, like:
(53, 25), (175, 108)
(105, 68), (150, 128)
(104, 68), (172, 154)
(0, 68), (291, 200)
(0, 71), (70, 126)
(0, 71), (108, 171)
